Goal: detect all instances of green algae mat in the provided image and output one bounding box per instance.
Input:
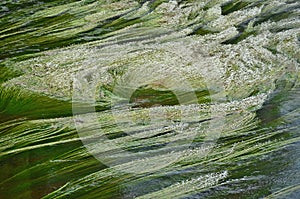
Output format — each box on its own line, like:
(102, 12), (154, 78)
(0, 0), (299, 198)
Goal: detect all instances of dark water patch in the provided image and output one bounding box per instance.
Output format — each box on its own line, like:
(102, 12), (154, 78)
(187, 135), (296, 198)
(130, 86), (180, 108)
(253, 5), (300, 27)
(106, 131), (129, 140)
(221, 17), (257, 44)
(77, 7), (141, 38)
(221, 30), (256, 44)
(79, 18), (144, 43)
(0, 0), (299, 198)
(221, 0), (251, 15)
(129, 86), (211, 108)
(126, 142), (169, 153)
(188, 26), (219, 36)
(269, 26), (296, 33)
(221, 2), (299, 44)
(95, 29), (174, 50)
(180, 83), (300, 198)
(144, 130), (175, 139)
(257, 78), (298, 126)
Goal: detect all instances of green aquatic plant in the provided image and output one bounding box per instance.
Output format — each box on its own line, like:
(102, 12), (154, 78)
(0, 0), (299, 198)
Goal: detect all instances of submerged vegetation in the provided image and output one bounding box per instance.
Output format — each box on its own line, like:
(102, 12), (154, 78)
(0, 0), (299, 198)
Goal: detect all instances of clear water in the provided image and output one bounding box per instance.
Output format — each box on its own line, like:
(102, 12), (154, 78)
(0, 0), (299, 198)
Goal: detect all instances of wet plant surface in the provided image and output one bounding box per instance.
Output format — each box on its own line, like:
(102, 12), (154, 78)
(0, 0), (299, 198)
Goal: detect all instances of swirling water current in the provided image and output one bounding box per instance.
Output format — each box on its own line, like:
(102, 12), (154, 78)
(0, 0), (299, 198)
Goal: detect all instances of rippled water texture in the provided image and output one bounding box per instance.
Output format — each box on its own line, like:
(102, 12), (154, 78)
(0, 0), (299, 198)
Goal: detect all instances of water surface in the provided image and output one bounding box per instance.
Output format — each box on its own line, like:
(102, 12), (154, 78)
(0, 0), (299, 198)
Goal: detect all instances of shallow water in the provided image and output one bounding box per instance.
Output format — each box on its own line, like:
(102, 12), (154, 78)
(0, 0), (299, 198)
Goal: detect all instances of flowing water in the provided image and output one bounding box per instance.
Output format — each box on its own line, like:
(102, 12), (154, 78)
(0, 0), (299, 198)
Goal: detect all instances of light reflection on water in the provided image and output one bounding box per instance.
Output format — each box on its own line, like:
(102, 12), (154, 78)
(0, 0), (299, 198)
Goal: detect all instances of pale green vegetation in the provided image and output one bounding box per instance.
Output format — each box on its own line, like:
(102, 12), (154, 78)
(0, 0), (299, 198)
